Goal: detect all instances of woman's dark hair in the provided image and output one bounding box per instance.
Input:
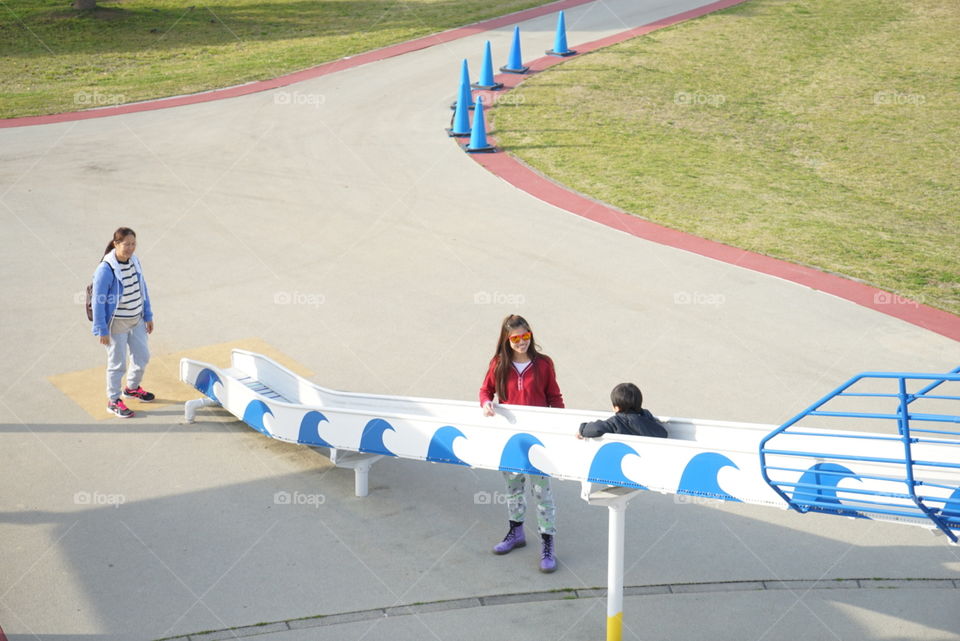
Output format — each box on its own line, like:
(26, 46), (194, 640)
(491, 314), (548, 401)
(611, 383), (643, 413)
(103, 227), (136, 257)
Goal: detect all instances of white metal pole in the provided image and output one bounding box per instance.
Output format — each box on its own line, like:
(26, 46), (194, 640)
(607, 501), (625, 641)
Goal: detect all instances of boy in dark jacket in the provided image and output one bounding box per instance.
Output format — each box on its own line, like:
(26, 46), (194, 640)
(577, 383), (668, 439)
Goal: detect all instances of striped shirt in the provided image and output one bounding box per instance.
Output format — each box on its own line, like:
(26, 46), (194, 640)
(113, 259), (143, 319)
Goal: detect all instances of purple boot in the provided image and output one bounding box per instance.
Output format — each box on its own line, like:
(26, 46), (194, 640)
(539, 533), (557, 573)
(493, 520), (526, 554)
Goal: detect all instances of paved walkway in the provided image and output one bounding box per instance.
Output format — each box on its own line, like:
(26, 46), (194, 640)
(0, 0), (958, 639)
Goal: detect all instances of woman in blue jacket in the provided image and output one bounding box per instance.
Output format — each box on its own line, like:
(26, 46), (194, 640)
(91, 227), (155, 418)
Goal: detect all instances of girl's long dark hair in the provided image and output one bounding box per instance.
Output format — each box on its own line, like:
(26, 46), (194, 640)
(103, 227), (136, 257)
(491, 314), (549, 401)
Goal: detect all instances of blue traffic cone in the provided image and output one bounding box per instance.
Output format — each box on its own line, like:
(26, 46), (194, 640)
(546, 11), (577, 57)
(450, 58), (475, 111)
(464, 96), (495, 153)
(472, 41), (504, 90)
(500, 26), (529, 74)
(446, 75), (473, 137)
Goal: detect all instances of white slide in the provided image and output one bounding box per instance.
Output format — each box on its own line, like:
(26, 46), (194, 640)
(180, 350), (960, 542)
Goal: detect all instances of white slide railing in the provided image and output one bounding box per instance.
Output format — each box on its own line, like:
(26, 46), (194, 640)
(180, 350), (960, 539)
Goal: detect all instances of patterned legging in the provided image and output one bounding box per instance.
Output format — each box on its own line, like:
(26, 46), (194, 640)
(502, 471), (556, 535)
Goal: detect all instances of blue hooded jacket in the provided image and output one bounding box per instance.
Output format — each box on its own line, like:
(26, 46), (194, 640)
(91, 249), (153, 337)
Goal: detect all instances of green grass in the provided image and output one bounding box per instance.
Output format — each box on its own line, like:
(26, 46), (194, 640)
(493, 0), (960, 315)
(0, 0), (549, 118)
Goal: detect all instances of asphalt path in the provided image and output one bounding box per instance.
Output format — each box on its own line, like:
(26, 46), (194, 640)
(1, 0), (958, 639)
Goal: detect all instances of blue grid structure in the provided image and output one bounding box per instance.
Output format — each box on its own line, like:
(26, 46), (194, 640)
(760, 367), (960, 543)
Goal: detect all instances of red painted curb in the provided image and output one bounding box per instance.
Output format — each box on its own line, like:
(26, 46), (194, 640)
(0, 0), (596, 128)
(467, 0), (960, 343)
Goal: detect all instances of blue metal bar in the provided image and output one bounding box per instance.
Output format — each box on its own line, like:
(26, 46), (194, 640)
(770, 430), (902, 441)
(902, 432), (960, 442)
(777, 482), (914, 502)
(895, 378), (958, 540)
(907, 366), (960, 404)
(762, 449), (907, 465)
(798, 496), (919, 511)
(763, 465), (927, 486)
(806, 410), (903, 420)
(798, 502), (943, 521)
(758, 367), (960, 543)
(900, 414), (960, 424)
(806, 410), (960, 423)
(765, 449), (960, 472)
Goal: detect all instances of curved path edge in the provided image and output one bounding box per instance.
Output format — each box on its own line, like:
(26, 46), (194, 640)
(157, 578), (960, 641)
(468, 0), (960, 343)
(0, 0), (596, 129)
(5, 0), (956, 341)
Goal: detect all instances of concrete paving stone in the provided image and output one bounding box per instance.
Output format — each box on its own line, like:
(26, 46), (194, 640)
(479, 590), (575, 606)
(285, 610), (385, 630)
(188, 621), (290, 641)
(623, 584), (673, 596)
(857, 578), (958, 590)
(407, 597), (483, 614)
(669, 580), (766, 594)
(763, 579), (858, 591)
(384, 605), (417, 617)
(191, 589), (960, 641)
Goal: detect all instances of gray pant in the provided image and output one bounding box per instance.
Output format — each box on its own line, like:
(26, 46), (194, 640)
(502, 471), (556, 535)
(105, 319), (150, 400)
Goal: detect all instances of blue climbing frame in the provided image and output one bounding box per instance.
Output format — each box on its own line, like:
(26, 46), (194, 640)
(759, 367), (960, 543)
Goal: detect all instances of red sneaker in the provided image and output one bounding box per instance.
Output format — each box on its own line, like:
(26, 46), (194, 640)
(123, 386), (155, 402)
(108, 398), (134, 418)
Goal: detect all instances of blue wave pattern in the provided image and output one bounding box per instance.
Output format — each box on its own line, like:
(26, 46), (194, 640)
(242, 400), (273, 436)
(194, 368), (222, 402)
(426, 426), (469, 466)
(791, 462), (867, 518)
(359, 418), (396, 456)
(499, 433), (547, 475)
(298, 410), (332, 447)
(941, 487), (960, 524)
(587, 442), (646, 489)
(677, 452), (741, 502)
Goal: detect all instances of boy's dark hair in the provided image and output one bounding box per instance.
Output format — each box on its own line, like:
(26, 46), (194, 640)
(611, 383), (643, 413)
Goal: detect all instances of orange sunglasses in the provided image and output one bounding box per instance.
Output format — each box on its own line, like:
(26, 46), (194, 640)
(508, 332), (532, 344)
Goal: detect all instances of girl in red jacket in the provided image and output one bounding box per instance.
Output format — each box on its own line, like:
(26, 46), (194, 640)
(479, 314), (564, 572)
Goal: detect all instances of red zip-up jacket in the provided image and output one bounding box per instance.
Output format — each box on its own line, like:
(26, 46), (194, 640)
(479, 355), (564, 408)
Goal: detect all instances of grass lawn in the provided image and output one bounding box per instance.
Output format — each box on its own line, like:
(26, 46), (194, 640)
(493, 0), (959, 316)
(1, 0), (550, 118)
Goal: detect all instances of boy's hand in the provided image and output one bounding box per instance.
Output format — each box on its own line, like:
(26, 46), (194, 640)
(575, 432), (584, 439)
